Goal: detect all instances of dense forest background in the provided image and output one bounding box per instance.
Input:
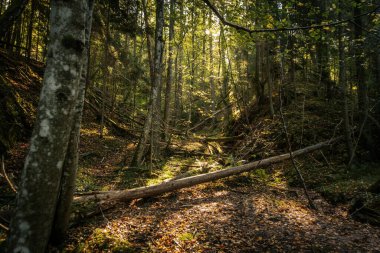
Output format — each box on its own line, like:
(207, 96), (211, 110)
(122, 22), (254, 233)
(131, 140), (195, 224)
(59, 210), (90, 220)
(0, 0), (380, 251)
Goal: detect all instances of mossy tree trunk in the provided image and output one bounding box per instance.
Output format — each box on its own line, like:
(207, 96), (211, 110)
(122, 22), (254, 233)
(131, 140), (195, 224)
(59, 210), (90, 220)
(7, 0), (93, 252)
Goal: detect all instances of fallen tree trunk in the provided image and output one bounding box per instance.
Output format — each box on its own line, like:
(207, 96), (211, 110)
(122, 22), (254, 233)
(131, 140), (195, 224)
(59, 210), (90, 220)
(193, 133), (245, 143)
(74, 138), (341, 203)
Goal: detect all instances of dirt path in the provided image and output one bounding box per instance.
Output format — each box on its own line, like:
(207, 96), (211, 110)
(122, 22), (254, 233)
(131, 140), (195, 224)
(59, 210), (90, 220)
(64, 181), (380, 252)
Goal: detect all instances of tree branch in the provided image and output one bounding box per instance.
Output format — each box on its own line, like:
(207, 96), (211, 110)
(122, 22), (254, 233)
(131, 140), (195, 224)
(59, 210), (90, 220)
(202, 0), (380, 34)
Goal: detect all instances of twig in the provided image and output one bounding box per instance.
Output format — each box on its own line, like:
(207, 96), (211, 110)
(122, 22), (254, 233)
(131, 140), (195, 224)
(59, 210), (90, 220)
(1, 155), (17, 193)
(279, 88), (317, 210)
(319, 151), (333, 170)
(350, 194), (380, 217)
(368, 114), (380, 131)
(0, 222), (9, 232)
(348, 110), (368, 168)
(308, 154), (323, 166)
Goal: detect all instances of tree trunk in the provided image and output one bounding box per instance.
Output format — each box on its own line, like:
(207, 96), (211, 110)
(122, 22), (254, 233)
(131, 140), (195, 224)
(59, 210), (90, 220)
(173, 1), (184, 121)
(132, 0), (165, 166)
(163, 0), (175, 142)
(76, 138), (340, 203)
(354, 2), (368, 113)
(220, 24), (231, 125)
(188, 4), (196, 123)
(313, 0), (332, 99)
(99, 1), (111, 139)
(7, 0), (91, 251)
(51, 0), (94, 243)
(255, 41), (265, 105)
(338, 2), (354, 163)
(209, 11), (216, 125)
(0, 0), (29, 39)
(26, 0), (36, 59)
(267, 45), (275, 117)
(141, 0), (154, 85)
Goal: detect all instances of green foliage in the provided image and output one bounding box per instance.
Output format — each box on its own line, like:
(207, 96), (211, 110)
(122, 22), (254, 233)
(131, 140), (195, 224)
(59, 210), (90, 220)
(288, 161), (380, 204)
(79, 228), (136, 253)
(178, 232), (197, 241)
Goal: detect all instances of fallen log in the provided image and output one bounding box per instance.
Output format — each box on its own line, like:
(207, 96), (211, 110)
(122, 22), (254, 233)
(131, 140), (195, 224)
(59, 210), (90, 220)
(193, 133), (245, 143)
(74, 137), (341, 203)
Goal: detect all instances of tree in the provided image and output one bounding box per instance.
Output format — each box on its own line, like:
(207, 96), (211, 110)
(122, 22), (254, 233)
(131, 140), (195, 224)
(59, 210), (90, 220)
(132, 0), (165, 166)
(163, 0), (176, 142)
(6, 0), (94, 251)
(0, 0), (29, 39)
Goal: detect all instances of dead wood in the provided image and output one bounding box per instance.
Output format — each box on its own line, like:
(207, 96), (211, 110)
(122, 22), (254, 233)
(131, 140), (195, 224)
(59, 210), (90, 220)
(194, 133), (245, 143)
(85, 99), (138, 138)
(74, 137), (341, 204)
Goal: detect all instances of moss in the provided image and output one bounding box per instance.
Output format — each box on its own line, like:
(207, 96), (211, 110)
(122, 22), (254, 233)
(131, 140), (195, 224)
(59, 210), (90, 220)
(81, 228), (137, 252)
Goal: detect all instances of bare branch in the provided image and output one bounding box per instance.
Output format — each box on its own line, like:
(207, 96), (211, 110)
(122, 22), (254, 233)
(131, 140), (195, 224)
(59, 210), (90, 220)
(1, 155), (17, 193)
(203, 0), (380, 34)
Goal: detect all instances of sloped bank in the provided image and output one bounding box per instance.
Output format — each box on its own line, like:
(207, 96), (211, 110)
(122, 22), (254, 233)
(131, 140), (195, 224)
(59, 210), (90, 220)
(0, 49), (43, 156)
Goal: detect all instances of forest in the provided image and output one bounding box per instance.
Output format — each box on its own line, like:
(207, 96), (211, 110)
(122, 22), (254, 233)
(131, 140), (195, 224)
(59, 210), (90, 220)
(0, 0), (380, 252)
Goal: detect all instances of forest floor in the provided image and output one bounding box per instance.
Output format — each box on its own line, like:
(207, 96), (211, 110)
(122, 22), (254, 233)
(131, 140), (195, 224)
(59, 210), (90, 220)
(68, 114), (380, 252)
(1, 105), (380, 252)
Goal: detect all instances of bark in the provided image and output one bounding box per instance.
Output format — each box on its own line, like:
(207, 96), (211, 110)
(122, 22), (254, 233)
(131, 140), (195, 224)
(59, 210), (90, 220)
(132, 0), (165, 166)
(188, 4), (196, 123)
(26, 0), (36, 59)
(7, 0), (89, 252)
(174, 0), (184, 120)
(220, 24), (231, 125)
(288, 33), (296, 83)
(254, 42), (266, 105)
(354, 2), (368, 113)
(313, 0), (332, 99)
(76, 138), (340, 203)
(163, 0), (175, 142)
(209, 11), (216, 125)
(99, 2), (111, 139)
(141, 0), (154, 85)
(0, 0), (29, 39)
(338, 2), (354, 163)
(51, 0), (94, 243)
(267, 45), (275, 117)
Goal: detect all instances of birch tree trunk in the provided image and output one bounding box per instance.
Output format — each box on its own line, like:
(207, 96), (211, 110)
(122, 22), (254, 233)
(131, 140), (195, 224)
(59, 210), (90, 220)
(7, 0), (91, 252)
